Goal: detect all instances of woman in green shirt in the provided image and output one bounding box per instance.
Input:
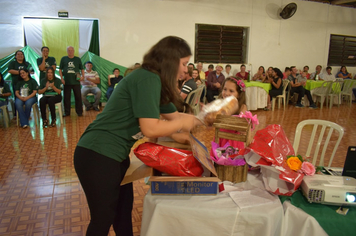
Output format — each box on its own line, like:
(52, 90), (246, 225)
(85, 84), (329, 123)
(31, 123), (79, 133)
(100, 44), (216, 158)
(38, 67), (63, 128)
(74, 36), (201, 236)
(15, 68), (38, 128)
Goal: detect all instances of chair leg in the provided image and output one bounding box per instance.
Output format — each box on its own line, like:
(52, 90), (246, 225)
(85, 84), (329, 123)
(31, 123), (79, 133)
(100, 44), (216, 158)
(56, 103), (63, 124)
(278, 97), (281, 109)
(0, 105), (10, 128)
(271, 98), (276, 111)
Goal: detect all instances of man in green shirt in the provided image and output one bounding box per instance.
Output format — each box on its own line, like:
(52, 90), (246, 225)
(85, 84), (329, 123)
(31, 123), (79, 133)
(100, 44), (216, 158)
(59, 46), (84, 117)
(37, 46), (57, 80)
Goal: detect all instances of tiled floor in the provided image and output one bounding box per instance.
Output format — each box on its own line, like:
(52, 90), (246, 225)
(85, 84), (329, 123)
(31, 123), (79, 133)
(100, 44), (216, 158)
(0, 101), (355, 235)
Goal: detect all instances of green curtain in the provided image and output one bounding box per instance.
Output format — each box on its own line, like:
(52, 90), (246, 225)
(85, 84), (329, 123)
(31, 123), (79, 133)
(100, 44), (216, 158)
(81, 51), (127, 102)
(88, 20), (100, 56)
(0, 52), (16, 81)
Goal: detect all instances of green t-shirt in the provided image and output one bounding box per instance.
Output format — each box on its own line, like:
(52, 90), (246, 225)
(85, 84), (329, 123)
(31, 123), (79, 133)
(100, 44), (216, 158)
(59, 56), (83, 85)
(77, 68), (177, 162)
(0, 82), (11, 101)
(16, 79), (39, 97)
(8, 60), (32, 87)
(39, 78), (63, 96)
(37, 56), (57, 80)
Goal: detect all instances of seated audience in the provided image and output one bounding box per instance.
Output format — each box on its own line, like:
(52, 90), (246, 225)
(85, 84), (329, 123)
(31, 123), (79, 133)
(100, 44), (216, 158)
(336, 66), (352, 79)
(106, 68), (123, 100)
(196, 62), (205, 80)
(252, 66), (266, 81)
(303, 65), (310, 79)
(0, 72), (12, 107)
(222, 64), (234, 78)
(264, 67), (283, 111)
(192, 69), (202, 85)
(38, 67), (63, 128)
(288, 66), (317, 109)
(15, 69), (39, 128)
(180, 67), (197, 102)
(205, 64), (214, 78)
(310, 65), (324, 80)
(235, 64), (249, 80)
(283, 67), (291, 80)
(81, 61), (101, 111)
(206, 64), (225, 102)
(323, 66), (336, 81)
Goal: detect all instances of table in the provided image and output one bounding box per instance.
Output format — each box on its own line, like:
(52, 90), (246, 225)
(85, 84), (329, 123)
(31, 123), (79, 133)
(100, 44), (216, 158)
(141, 171), (284, 236)
(244, 81), (272, 110)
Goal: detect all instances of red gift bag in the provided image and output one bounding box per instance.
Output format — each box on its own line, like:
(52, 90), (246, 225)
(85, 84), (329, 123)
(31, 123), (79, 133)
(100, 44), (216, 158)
(242, 124), (304, 196)
(133, 142), (204, 177)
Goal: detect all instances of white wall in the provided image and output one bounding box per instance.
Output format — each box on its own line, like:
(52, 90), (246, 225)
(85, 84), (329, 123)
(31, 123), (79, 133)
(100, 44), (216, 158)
(0, 0), (355, 75)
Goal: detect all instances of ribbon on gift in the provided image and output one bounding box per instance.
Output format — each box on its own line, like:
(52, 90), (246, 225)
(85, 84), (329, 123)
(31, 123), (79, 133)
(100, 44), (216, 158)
(234, 111), (259, 130)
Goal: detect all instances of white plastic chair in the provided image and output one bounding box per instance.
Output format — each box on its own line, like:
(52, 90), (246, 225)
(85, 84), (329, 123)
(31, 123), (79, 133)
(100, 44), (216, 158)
(17, 102), (40, 126)
(46, 102), (64, 124)
(0, 104), (10, 127)
(341, 79), (356, 107)
(272, 80), (290, 111)
(293, 119), (344, 168)
(186, 85), (205, 115)
(328, 81), (343, 108)
(313, 81), (333, 109)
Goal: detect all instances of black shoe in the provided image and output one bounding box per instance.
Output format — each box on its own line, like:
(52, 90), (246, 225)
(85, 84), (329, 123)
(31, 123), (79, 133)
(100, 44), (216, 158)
(77, 114), (83, 117)
(86, 106), (92, 111)
(43, 119), (49, 128)
(94, 107), (100, 111)
(49, 119), (56, 127)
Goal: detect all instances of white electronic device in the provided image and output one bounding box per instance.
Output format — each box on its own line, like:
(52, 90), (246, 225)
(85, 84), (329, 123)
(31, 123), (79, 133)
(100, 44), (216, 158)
(301, 175), (356, 206)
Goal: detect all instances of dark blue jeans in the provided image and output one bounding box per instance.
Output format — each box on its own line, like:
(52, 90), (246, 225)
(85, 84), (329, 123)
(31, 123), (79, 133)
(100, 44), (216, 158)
(15, 96), (37, 126)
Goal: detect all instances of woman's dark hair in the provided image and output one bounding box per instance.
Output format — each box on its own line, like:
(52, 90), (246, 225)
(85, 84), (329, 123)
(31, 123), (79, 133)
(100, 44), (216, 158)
(0, 72), (4, 86)
(219, 76), (246, 114)
(113, 68), (120, 73)
(272, 67), (283, 79)
(208, 64), (214, 69)
(142, 36), (192, 105)
(18, 68), (30, 81)
(340, 66), (348, 74)
(45, 67), (55, 81)
(192, 69), (201, 83)
(15, 50), (27, 64)
(258, 66), (265, 73)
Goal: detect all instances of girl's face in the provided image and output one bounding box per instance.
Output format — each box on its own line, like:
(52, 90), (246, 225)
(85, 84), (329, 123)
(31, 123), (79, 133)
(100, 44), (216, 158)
(268, 67), (273, 74)
(271, 70), (276, 77)
(177, 56), (190, 80)
(341, 67), (346, 73)
(47, 70), (54, 80)
(240, 66), (246, 72)
(222, 80), (238, 99)
(258, 67), (264, 73)
(20, 70), (28, 79)
(192, 70), (198, 79)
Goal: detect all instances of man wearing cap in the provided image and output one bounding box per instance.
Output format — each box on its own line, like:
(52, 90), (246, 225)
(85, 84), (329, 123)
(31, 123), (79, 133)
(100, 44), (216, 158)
(81, 61), (101, 111)
(206, 64), (225, 102)
(59, 46), (84, 117)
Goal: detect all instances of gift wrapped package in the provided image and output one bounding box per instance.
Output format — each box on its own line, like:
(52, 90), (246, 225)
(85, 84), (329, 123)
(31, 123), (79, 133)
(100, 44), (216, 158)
(133, 142), (204, 177)
(243, 124), (304, 196)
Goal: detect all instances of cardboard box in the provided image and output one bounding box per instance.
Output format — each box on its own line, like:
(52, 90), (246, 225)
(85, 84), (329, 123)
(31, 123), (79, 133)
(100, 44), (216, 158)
(122, 135), (221, 195)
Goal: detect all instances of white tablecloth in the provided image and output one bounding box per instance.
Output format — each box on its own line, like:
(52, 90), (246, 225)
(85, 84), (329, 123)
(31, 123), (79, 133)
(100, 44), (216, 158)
(245, 86), (268, 110)
(141, 171), (328, 236)
(141, 171), (284, 236)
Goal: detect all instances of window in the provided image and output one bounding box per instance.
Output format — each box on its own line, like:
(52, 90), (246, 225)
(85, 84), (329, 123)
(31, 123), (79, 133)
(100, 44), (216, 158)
(327, 34), (356, 66)
(195, 24), (248, 64)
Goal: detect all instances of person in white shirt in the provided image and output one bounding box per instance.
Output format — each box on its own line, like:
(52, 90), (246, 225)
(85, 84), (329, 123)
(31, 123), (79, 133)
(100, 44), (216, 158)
(323, 66), (336, 81)
(222, 64), (234, 78)
(81, 61), (101, 111)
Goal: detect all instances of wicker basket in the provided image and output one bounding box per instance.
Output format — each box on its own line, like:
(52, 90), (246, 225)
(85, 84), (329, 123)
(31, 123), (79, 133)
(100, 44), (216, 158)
(212, 115), (251, 183)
